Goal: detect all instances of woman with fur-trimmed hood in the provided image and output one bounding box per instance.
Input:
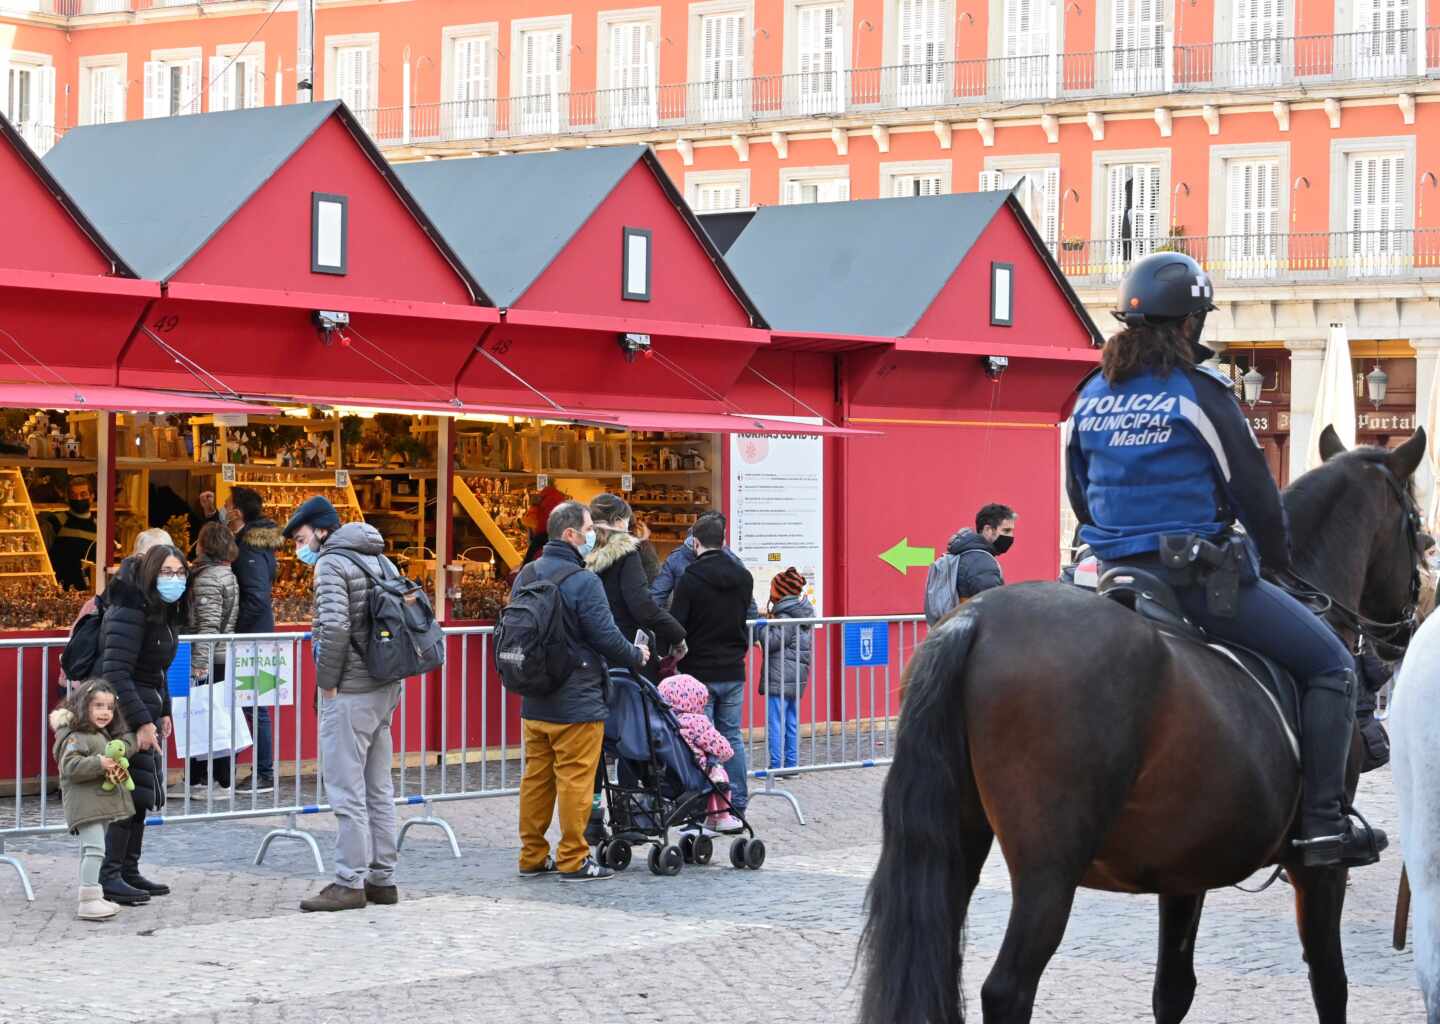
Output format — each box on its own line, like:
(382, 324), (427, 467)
(586, 493), (685, 682)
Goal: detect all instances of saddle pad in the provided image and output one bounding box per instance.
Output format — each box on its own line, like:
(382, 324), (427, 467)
(1205, 642), (1301, 764)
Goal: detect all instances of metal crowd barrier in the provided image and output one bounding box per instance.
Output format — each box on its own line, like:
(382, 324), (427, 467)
(0, 614), (925, 900)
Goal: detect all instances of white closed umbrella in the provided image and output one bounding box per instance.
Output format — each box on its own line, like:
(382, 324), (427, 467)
(1422, 353), (1440, 528)
(1303, 322), (1357, 473)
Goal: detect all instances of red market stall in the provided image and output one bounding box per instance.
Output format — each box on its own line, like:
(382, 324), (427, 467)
(396, 144), (771, 415)
(716, 189), (1102, 623)
(43, 101), (494, 403)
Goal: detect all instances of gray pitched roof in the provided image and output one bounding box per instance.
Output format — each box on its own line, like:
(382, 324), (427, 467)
(395, 145), (647, 308)
(723, 191), (1013, 338)
(1, 113), (136, 277)
(44, 102), (343, 282)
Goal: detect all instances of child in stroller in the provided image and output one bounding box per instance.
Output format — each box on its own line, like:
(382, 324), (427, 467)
(657, 674), (744, 834)
(598, 669), (766, 876)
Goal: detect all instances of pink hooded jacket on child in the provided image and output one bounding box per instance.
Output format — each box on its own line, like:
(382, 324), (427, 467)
(657, 675), (733, 769)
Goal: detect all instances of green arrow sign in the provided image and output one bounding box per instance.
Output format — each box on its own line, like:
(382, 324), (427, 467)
(879, 538), (935, 575)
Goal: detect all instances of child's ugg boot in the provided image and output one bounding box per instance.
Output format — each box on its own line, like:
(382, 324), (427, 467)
(77, 885), (119, 921)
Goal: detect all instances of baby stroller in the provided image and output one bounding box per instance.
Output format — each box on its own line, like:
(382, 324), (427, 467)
(598, 669), (766, 876)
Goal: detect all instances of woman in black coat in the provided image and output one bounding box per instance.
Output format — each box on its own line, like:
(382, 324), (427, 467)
(583, 494), (685, 845)
(585, 493), (685, 680)
(98, 543), (189, 905)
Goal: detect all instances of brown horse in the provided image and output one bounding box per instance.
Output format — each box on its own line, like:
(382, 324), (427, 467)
(859, 428), (1424, 1024)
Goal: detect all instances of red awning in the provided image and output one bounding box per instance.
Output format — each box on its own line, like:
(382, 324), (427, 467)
(0, 382), (277, 414)
(570, 408), (878, 437)
(265, 392), (876, 436)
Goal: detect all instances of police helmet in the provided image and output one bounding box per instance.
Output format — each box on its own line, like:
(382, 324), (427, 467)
(1112, 252), (1217, 327)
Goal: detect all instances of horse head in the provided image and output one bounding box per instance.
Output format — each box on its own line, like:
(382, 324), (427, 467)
(1288, 425), (1426, 649)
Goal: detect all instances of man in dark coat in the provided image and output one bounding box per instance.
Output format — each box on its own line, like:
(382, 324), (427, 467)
(511, 501), (649, 882)
(670, 513), (755, 821)
(948, 502), (1016, 601)
(650, 512), (759, 619)
(46, 476), (97, 591)
(228, 485), (283, 792)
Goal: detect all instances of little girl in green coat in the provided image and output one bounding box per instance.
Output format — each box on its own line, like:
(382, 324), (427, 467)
(50, 680), (137, 921)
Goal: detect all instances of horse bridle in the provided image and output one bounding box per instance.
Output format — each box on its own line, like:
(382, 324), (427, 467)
(1275, 463), (1422, 661)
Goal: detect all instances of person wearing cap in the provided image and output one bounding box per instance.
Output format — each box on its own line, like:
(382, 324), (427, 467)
(759, 567), (815, 777)
(282, 496), (404, 912)
(1066, 250), (1384, 870)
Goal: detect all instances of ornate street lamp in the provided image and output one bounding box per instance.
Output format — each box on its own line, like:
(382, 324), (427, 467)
(1241, 365), (1265, 409)
(1366, 362), (1389, 410)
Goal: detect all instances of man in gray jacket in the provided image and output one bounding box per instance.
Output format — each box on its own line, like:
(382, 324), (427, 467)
(283, 496), (402, 913)
(513, 500), (649, 882)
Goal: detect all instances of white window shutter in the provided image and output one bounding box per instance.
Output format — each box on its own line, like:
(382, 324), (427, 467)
(893, 174), (913, 198)
(1041, 166), (1060, 251)
(246, 58), (264, 107)
(1106, 163), (1129, 250)
(181, 57), (201, 114)
(366, 47), (378, 108)
(38, 66), (54, 128)
(143, 60), (168, 118)
(834, 177), (850, 202)
(208, 56), (229, 111)
(979, 169), (1004, 191)
(783, 179), (803, 205)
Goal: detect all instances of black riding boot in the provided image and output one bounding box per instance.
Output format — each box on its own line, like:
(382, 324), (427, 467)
(1293, 668), (1388, 868)
(121, 819), (170, 896)
(100, 817), (150, 905)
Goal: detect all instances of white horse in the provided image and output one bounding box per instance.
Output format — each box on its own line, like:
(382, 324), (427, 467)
(1393, 610), (1440, 1022)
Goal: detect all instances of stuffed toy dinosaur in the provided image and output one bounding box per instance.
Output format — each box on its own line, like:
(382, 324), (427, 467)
(100, 738), (135, 793)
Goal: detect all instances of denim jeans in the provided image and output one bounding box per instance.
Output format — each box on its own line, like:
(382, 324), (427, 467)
(244, 706), (273, 778)
(704, 681), (748, 812)
(767, 695), (799, 769)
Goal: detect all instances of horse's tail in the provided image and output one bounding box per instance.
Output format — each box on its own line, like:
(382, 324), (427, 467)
(860, 609), (982, 1024)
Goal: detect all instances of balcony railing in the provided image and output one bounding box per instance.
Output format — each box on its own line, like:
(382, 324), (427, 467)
(353, 27), (1438, 148)
(11, 121), (56, 156)
(1058, 229), (1440, 284)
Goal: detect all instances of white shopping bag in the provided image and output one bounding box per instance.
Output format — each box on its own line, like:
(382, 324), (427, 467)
(170, 682), (254, 760)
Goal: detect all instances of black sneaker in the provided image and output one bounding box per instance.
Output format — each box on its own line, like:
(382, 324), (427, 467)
(238, 773), (276, 794)
(558, 857), (614, 882)
(518, 855), (558, 879)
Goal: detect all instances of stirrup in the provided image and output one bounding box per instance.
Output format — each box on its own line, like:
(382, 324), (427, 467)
(1291, 809), (1386, 868)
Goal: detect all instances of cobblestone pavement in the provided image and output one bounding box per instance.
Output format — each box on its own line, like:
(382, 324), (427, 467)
(0, 765), (1423, 1023)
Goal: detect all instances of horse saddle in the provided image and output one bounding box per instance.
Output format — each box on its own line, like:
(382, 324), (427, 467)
(1097, 566), (1301, 751)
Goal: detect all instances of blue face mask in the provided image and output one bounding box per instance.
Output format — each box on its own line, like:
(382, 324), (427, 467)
(156, 577), (186, 603)
(296, 544), (320, 566)
(577, 530), (596, 557)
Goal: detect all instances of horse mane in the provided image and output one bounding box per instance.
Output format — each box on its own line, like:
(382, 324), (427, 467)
(1282, 445), (1412, 583)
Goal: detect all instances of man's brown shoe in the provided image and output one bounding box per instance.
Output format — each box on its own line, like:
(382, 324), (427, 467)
(299, 883), (366, 913)
(364, 881), (399, 905)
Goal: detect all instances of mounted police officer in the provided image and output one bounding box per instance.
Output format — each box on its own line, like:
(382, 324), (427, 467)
(1065, 251), (1386, 869)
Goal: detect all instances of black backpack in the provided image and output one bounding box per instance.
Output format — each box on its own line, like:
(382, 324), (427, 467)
(60, 594), (106, 683)
(493, 563), (583, 697)
(328, 550), (446, 683)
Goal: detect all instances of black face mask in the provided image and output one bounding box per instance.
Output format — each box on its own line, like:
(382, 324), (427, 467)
(68, 499), (92, 517)
(991, 534), (1014, 555)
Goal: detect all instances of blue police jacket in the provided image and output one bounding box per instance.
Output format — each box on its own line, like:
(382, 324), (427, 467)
(1065, 363), (1292, 568)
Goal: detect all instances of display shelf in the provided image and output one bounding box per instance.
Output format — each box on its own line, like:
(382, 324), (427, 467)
(0, 456), (98, 469)
(453, 475), (523, 569)
(0, 468), (57, 586)
(633, 469), (711, 477)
